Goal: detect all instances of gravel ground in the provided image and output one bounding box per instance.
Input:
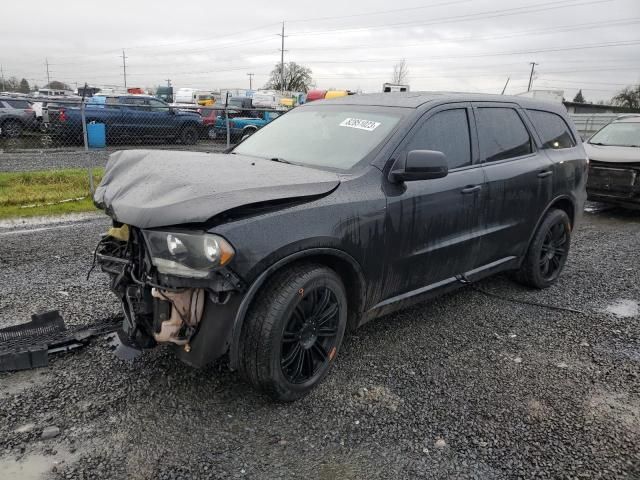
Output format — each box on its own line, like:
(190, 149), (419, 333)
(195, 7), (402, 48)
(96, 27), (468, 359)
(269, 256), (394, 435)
(0, 206), (639, 479)
(0, 143), (229, 172)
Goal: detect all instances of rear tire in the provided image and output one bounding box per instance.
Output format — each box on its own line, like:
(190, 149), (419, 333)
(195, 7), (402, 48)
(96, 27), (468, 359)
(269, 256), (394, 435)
(238, 263), (348, 401)
(2, 120), (23, 138)
(515, 209), (571, 289)
(180, 125), (198, 145)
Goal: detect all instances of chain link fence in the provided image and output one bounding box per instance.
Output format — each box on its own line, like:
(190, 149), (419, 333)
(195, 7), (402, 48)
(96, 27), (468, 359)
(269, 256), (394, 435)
(0, 94), (285, 172)
(568, 113), (620, 141)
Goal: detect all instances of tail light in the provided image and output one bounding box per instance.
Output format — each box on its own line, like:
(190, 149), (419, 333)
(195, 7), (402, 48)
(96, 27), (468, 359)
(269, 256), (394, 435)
(58, 109), (67, 122)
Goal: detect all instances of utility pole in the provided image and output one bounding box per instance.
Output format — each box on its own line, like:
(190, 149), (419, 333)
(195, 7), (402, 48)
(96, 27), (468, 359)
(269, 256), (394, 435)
(0, 65), (5, 91)
(277, 21), (287, 94)
(122, 50), (128, 89)
(165, 79), (171, 87)
(527, 62), (538, 92)
(247, 73), (254, 90)
(45, 58), (51, 87)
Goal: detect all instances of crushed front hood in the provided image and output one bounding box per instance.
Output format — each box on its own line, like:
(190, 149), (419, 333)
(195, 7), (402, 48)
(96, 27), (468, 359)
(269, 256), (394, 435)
(94, 150), (340, 228)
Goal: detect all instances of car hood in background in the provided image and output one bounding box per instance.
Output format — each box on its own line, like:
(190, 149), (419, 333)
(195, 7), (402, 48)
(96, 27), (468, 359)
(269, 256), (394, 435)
(584, 143), (640, 164)
(94, 150), (340, 228)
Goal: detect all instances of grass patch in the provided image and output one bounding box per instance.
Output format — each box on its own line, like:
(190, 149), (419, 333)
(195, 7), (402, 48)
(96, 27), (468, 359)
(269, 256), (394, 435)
(0, 168), (104, 219)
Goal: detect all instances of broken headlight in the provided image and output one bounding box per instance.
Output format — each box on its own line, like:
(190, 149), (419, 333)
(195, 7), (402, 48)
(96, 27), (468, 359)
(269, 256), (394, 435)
(143, 230), (235, 278)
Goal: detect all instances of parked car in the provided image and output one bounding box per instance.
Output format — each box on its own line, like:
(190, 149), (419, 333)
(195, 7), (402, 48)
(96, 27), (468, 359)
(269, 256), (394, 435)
(48, 95), (203, 144)
(93, 92), (587, 401)
(305, 89), (327, 102)
(584, 114), (640, 209)
(213, 109), (281, 141)
(0, 96), (36, 137)
(197, 106), (219, 139)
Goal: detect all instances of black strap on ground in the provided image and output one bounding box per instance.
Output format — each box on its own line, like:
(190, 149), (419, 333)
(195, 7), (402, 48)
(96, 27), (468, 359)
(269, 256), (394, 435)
(468, 283), (585, 315)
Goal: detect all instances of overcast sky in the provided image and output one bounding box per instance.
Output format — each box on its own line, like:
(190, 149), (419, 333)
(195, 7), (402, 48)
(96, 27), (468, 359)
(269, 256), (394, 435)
(2, 0), (639, 101)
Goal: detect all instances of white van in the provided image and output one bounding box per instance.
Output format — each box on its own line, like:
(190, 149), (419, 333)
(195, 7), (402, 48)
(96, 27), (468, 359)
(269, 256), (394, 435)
(174, 88), (214, 105)
(252, 90), (282, 109)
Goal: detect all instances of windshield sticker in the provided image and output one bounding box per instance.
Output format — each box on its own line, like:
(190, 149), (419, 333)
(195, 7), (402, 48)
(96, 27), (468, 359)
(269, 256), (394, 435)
(339, 118), (381, 131)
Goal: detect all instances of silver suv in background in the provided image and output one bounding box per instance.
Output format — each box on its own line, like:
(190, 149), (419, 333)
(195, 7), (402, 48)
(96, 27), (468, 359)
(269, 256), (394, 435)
(0, 96), (36, 137)
(585, 114), (640, 209)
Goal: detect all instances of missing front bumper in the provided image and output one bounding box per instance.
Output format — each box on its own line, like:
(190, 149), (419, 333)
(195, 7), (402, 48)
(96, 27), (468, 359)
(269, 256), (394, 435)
(94, 224), (244, 367)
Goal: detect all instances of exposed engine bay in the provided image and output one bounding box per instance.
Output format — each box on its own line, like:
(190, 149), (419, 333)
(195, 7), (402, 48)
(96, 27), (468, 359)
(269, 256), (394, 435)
(92, 223), (240, 353)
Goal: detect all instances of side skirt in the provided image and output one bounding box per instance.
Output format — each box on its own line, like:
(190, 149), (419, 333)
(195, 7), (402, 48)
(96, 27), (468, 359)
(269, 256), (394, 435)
(360, 256), (519, 325)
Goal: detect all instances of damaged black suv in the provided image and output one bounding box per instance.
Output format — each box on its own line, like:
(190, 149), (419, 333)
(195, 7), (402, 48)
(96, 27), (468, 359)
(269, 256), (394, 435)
(94, 92), (587, 400)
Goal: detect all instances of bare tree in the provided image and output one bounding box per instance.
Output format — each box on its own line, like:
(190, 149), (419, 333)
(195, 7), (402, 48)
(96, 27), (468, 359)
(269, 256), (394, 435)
(391, 59), (409, 85)
(265, 62), (313, 93)
(611, 84), (640, 109)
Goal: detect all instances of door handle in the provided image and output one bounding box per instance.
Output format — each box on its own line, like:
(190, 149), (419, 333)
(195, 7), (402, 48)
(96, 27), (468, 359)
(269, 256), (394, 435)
(461, 185), (482, 194)
(537, 170), (553, 178)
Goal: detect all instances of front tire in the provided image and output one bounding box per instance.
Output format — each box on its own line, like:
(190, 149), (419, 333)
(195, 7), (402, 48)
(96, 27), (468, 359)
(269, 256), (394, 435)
(2, 120), (24, 138)
(515, 209), (571, 289)
(238, 263), (348, 401)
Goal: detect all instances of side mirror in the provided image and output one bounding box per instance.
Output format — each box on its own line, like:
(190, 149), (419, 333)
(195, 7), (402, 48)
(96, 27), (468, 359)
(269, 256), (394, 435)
(388, 150), (448, 183)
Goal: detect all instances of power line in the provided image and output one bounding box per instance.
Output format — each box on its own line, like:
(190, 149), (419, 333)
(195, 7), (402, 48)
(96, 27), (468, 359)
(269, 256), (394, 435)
(286, 0), (472, 23)
(287, 18), (640, 52)
(287, 0), (611, 37)
(290, 39), (640, 65)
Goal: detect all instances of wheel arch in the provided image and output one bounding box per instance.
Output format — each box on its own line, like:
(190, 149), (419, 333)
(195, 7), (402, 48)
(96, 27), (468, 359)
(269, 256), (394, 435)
(523, 195), (576, 262)
(228, 248), (366, 370)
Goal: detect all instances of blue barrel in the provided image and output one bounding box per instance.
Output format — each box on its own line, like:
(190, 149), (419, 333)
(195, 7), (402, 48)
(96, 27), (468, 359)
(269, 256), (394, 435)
(87, 122), (106, 148)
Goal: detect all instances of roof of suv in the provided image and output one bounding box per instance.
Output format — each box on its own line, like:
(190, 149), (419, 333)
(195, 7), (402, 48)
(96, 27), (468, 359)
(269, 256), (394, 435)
(313, 91), (567, 114)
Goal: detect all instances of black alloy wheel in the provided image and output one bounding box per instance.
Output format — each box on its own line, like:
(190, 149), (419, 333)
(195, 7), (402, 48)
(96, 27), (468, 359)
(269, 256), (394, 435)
(238, 263), (348, 401)
(515, 208), (571, 289)
(280, 286), (340, 384)
(539, 221), (568, 282)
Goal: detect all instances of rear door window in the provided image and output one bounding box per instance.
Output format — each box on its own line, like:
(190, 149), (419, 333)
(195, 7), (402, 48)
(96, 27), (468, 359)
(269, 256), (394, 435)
(4, 99), (30, 109)
(476, 107), (533, 162)
(527, 110), (576, 149)
(407, 109), (472, 169)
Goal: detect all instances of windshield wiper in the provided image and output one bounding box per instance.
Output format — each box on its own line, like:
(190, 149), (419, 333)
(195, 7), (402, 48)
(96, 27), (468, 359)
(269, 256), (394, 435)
(589, 142), (608, 146)
(270, 157), (293, 164)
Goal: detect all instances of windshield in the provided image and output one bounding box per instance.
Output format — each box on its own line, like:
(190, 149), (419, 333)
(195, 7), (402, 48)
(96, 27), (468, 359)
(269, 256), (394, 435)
(233, 106), (405, 170)
(590, 121), (640, 147)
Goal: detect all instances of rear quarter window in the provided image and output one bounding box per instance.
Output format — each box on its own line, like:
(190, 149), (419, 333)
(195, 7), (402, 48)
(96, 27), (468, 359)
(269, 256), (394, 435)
(527, 109), (576, 149)
(4, 99), (30, 109)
